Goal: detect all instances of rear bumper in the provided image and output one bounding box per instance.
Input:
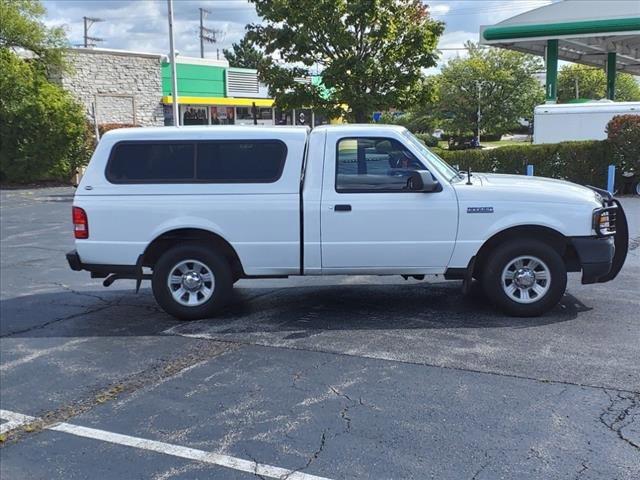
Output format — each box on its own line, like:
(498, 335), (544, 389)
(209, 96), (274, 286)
(66, 249), (138, 277)
(66, 250), (83, 271)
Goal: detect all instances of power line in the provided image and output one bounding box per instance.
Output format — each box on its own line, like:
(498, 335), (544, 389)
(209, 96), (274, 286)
(83, 16), (104, 48)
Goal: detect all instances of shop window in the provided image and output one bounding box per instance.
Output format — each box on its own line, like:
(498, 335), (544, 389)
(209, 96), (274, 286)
(182, 106), (208, 125)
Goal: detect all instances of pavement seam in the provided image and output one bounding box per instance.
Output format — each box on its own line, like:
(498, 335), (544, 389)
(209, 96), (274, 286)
(163, 332), (640, 395)
(0, 339), (237, 444)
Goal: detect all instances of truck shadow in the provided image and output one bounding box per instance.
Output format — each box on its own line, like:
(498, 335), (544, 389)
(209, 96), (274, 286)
(0, 281), (591, 339)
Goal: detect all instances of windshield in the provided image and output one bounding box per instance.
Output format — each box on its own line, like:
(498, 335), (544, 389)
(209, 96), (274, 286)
(402, 130), (461, 182)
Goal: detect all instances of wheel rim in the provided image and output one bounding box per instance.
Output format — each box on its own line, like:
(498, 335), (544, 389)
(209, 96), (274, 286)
(501, 255), (551, 304)
(167, 259), (215, 307)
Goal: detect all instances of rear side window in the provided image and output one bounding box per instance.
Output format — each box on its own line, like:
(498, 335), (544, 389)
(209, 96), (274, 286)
(107, 143), (195, 182)
(197, 141), (286, 182)
(106, 140), (287, 184)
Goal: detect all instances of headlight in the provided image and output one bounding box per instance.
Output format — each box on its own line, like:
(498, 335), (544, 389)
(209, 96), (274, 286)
(593, 207), (617, 236)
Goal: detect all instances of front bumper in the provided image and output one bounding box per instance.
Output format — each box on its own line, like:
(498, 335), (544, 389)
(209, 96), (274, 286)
(571, 236), (615, 284)
(570, 199), (629, 284)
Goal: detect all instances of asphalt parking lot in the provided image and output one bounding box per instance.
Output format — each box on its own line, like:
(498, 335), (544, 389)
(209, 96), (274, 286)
(1, 187), (639, 480)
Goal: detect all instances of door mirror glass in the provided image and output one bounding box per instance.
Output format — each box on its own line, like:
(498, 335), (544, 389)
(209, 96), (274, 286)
(408, 170), (439, 192)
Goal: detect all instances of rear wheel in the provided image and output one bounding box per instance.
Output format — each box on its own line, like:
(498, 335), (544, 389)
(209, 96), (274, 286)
(152, 243), (232, 320)
(482, 240), (567, 317)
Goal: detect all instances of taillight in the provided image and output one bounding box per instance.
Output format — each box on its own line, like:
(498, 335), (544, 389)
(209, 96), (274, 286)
(72, 206), (89, 239)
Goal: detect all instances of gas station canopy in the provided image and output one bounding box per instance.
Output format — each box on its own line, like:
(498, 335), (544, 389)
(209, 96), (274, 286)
(480, 0), (640, 102)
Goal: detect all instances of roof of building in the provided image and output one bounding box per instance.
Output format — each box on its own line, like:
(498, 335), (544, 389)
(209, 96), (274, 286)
(67, 48), (231, 68)
(66, 47), (165, 59)
(480, 0), (640, 75)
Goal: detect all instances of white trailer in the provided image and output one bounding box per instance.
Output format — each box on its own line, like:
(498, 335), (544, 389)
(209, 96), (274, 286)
(533, 101), (640, 144)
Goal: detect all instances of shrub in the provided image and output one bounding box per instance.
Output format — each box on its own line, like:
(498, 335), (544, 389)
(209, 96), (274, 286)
(98, 123), (139, 136)
(0, 50), (91, 183)
(413, 133), (439, 147)
(606, 114), (640, 173)
(431, 140), (612, 188)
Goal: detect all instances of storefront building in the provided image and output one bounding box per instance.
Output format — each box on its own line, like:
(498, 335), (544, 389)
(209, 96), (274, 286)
(57, 47), (165, 127)
(59, 48), (331, 129)
(161, 56), (329, 128)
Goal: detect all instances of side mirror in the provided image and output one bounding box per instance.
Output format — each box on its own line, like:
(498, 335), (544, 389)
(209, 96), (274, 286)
(408, 170), (439, 192)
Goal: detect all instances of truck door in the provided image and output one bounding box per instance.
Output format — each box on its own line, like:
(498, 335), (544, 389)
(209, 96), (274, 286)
(320, 132), (458, 271)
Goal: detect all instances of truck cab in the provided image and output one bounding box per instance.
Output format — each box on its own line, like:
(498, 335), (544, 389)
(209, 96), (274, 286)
(67, 125), (628, 319)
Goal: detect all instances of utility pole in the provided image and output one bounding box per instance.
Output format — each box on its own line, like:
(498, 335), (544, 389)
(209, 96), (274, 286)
(199, 8), (218, 58)
(476, 81), (482, 145)
(83, 16), (104, 48)
(167, 0), (180, 126)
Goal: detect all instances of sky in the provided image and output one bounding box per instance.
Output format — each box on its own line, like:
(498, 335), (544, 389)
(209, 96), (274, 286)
(42, 0), (557, 69)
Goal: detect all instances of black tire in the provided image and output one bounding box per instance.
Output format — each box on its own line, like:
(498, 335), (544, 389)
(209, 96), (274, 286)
(152, 243), (233, 320)
(481, 239), (567, 317)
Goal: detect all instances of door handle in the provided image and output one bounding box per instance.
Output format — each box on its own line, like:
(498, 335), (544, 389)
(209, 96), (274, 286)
(334, 204), (352, 212)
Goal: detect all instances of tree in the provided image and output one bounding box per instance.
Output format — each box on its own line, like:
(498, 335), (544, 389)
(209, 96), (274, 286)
(247, 0), (444, 122)
(381, 75), (440, 133)
(0, 0), (66, 71)
(558, 64), (640, 103)
(435, 43), (544, 137)
(222, 35), (264, 69)
(0, 0), (90, 183)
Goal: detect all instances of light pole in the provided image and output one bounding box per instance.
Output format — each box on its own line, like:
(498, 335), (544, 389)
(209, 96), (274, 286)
(167, 0), (180, 127)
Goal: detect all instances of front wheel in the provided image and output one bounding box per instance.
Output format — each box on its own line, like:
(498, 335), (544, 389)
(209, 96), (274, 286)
(152, 243), (233, 320)
(482, 240), (567, 317)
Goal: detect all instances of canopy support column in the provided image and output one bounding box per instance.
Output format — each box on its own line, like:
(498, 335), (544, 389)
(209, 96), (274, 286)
(606, 52), (616, 100)
(545, 40), (558, 103)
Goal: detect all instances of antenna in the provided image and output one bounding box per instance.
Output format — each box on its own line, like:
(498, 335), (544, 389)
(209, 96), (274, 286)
(199, 8), (220, 58)
(83, 16), (104, 48)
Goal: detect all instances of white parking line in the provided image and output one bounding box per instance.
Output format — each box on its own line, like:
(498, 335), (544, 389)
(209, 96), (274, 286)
(0, 339), (89, 372)
(0, 410), (35, 435)
(0, 410), (332, 480)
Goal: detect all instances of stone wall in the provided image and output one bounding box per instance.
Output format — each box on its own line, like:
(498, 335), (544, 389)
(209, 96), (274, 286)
(60, 48), (164, 127)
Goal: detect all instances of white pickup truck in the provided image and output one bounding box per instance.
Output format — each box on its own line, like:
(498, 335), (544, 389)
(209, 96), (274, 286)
(67, 125), (628, 319)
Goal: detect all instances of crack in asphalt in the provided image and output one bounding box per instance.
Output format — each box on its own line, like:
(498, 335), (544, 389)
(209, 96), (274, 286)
(290, 359), (333, 393)
(0, 283), (165, 337)
(280, 430), (327, 480)
(471, 455), (490, 480)
(244, 451), (269, 480)
(0, 339), (237, 444)
(328, 386), (356, 433)
(0, 303), (116, 338)
(599, 390), (640, 451)
(574, 461), (589, 480)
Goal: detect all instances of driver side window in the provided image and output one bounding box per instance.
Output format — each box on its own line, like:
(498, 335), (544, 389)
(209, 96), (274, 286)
(336, 137), (426, 193)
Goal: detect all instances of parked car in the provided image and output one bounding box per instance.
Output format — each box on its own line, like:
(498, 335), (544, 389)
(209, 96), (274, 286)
(447, 136), (483, 150)
(67, 125), (628, 319)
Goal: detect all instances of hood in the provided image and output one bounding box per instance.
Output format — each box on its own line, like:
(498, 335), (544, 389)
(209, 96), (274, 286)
(454, 173), (602, 206)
